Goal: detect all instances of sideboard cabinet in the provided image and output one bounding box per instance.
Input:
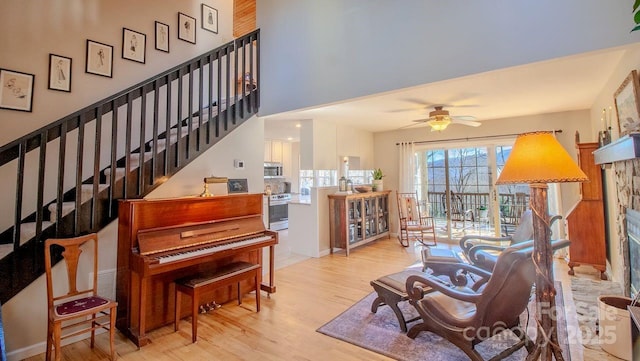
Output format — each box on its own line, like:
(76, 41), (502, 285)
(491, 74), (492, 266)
(328, 190), (391, 256)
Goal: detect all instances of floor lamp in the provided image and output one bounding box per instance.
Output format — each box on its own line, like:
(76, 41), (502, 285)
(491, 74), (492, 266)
(496, 131), (588, 361)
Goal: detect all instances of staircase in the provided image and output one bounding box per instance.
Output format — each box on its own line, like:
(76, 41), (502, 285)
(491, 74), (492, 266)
(0, 30), (260, 304)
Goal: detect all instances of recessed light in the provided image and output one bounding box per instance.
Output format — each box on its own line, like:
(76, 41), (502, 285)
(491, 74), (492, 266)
(295, 123), (301, 128)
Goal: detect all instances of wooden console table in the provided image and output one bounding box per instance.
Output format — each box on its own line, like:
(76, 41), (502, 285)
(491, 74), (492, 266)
(328, 191), (391, 256)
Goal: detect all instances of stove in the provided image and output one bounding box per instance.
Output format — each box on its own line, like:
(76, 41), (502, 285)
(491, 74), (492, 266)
(268, 193), (291, 230)
(269, 193), (292, 202)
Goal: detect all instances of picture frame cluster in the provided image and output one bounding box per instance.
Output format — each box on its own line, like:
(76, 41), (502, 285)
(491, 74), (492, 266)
(0, 3), (219, 113)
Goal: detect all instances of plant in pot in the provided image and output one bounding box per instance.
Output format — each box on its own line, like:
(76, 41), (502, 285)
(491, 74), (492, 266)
(477, 205), (488, 219)
(372, 168), (384, 191)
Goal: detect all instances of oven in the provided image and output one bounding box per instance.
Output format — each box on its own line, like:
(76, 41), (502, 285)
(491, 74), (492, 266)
(269, 193), (291, 230)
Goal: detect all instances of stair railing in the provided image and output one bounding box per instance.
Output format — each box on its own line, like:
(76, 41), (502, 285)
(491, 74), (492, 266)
(0, 30), (259, 304)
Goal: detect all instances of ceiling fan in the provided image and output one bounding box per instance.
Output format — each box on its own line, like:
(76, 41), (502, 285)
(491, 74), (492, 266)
(412, 106), (480, 131)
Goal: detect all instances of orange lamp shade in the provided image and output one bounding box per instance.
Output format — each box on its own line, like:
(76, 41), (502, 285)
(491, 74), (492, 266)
(496, 131), (588, 184)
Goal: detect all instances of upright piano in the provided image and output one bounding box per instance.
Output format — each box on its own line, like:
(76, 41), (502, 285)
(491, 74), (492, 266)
(116, 194), (277, 347)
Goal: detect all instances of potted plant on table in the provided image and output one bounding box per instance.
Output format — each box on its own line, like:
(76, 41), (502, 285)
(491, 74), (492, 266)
(372, 168), (384, 191)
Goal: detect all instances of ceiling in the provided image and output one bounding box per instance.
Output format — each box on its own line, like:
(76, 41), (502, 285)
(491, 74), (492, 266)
(263, 43), (640, 141)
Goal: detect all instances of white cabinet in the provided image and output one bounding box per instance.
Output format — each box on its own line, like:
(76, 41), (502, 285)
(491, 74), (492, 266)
(271, 140), (283, 163)
(264, 141), (272, 162)
(265, 140), (286, 163)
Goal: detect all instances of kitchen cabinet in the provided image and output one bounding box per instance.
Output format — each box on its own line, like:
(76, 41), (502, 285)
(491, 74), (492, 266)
(265, 140), (292, 177)
(264, 140), (290, 164)
(264, 141), (272, 162)
(328, 191), (391, 256)
(566, 142), (606, 280)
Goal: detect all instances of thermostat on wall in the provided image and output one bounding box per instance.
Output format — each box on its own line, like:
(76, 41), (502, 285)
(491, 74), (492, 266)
(234, 159), (245, 169)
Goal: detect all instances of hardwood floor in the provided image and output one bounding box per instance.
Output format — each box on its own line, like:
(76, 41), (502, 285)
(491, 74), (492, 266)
(25, 234), (617, 361)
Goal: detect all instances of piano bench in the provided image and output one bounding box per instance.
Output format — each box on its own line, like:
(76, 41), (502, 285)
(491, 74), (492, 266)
(174, 261), (262, 343)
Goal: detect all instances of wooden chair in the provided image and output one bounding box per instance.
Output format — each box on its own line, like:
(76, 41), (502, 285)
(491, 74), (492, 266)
(396, 191), (436, 247)
(44, 234), (117, 361)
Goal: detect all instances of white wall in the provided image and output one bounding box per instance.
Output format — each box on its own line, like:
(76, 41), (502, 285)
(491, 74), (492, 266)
(373, 110), (593, 235)
(257, 0), (637, 117)
(300, 119), (373, 171)
(588, 46), (640, 284)
(0, 0), (234, 147)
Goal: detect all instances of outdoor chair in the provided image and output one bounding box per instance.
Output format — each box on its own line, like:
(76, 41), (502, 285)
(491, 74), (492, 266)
(441, 190), (474, 229)
(405, 245), (537, 361)
(396, 191), (436, 247)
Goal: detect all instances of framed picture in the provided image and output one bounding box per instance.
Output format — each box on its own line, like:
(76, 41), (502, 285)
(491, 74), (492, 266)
(85, 39), (113, 78)
(155, 21), (170, 53)
(178, 12), (196, 44)
(228, 179), (248, 194)
(0, 68), (34, 112)
(48, 54), (72, 92)
(201, 4), (218, 34)
(614, 69), (640, 136)
(122, 28), (146, 64)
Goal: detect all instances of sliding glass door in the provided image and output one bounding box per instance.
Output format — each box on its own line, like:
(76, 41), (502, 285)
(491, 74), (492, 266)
(414, 142), (534, 240)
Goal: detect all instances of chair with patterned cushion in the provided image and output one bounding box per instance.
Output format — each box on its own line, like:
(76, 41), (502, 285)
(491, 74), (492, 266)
(397, 191), (436, 247)
(44, 233), (117, 361)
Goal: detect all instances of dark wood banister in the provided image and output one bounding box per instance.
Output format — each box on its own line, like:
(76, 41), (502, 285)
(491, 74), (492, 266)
(0, 30), (260, 304)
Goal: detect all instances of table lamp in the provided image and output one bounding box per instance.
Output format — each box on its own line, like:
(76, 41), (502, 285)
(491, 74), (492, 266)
(496, 131), (588, 361)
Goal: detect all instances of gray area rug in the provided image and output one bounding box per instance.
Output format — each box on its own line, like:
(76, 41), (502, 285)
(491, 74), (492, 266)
(317, 284), (569, 361)
(570, 277), (623, 353)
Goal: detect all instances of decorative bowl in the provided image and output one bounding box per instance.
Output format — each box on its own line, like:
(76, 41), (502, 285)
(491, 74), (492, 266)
(354, 186), (372, 193)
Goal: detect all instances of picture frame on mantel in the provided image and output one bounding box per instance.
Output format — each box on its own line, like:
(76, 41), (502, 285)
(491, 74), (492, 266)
(614, 69), (640, 136)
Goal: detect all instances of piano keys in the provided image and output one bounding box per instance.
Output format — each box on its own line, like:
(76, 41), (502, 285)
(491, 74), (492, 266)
(116, 194), (277, 347)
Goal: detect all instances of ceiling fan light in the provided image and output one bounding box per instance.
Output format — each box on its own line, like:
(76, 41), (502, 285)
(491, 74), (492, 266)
(426, 117), (451, 131)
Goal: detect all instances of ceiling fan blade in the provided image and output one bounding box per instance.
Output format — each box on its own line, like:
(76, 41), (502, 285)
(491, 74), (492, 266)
(451, 115), (477, 121)
(398, 122), (427, 130)
(451, 119), (481, 127)
(411, 118), (430, 123)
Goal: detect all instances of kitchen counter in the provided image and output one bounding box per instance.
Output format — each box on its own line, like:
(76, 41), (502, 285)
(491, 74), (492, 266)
(289, 194), (311, 205)
(287, 186), (338, 257)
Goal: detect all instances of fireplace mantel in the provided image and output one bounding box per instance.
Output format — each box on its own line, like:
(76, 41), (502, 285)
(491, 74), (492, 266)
(594, 133), (640, 165)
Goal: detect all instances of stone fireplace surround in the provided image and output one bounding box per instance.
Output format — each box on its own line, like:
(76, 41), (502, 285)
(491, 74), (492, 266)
(595, 134), (640, 296)
(614, 158), (640, 296)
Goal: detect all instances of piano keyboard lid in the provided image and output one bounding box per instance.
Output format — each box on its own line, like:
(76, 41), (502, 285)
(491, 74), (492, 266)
(136, 217), (267, 256)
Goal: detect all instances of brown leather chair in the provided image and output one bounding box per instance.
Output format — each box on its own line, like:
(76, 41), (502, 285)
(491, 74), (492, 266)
(459, 211), (562, 271)
(405, 246), (537, 361)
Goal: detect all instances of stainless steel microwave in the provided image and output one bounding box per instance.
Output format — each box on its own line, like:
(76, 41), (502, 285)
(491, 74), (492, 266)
(264, 162), (283, 177)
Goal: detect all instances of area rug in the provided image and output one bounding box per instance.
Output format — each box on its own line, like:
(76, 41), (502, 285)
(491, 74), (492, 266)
(317, 283), (569, 361)
(570, 277), (623, 353)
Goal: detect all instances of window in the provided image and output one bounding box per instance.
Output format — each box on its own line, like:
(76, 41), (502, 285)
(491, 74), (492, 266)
(299, 170), (338, 193)
(347, 169), (373, 185)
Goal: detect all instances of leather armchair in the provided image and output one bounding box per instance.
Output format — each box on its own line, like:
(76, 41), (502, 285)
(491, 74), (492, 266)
(405, 246), (538, 361)
(459, 210), (562, 270)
